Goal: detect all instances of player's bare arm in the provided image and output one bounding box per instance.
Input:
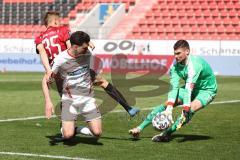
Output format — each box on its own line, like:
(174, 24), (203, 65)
(37, 43), (52, 77)
(42, 74), (55, 119)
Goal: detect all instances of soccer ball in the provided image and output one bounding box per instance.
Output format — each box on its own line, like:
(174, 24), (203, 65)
(152, 112), (171, 131)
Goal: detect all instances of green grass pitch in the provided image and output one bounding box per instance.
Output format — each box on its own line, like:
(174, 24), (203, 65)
(0, 72), (239, 160)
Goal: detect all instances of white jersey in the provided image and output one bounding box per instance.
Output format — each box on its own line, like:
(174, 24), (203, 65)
(51, 49), (95, 109)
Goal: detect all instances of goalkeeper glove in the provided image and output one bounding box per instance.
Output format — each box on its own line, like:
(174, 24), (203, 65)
(162, 105), (174, 124)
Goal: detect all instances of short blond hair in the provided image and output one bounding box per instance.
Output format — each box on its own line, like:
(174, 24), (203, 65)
(44, 11), (60, 26)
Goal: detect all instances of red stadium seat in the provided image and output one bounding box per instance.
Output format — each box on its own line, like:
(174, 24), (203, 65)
(1, 0), (239, 40)
(125, 0), (240, 40)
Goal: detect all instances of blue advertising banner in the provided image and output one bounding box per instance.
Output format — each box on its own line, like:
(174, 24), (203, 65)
(202, 56), (240, 76)
(0, 53), (44, 72)
(0, 53), (240, 76)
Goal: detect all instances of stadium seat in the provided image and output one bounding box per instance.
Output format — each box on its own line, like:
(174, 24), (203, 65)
(124, 0), (240, 40)
(1, 0), (240, 40)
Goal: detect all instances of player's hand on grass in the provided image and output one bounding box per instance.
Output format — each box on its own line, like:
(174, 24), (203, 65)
(129, 127), (141, 138)
(45, 100), (54, 119)
(162, 105), (174, 124)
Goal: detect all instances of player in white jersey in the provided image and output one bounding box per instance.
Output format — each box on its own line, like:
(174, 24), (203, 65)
(37, 12), (139, 120)
(52, 49), (95, 108)
(43, 31), (102, 140)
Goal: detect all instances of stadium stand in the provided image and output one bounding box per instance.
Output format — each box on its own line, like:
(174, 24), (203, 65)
(0, 0), (239, 40)
(0, 0), (136, 38)
(123, 0), (240, 40)
(0, 0), (80, 38)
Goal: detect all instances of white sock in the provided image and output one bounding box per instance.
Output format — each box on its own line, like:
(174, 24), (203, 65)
(76, 126), (94, 137)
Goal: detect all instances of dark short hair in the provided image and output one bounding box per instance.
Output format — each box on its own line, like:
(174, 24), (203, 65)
(70, 31), (90, 46)
(173, 40), (190, 50)
(44, 11), (60, 26)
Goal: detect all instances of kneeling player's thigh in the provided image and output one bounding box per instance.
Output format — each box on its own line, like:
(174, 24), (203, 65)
(61, 101), (78, 121)
(82, 103), (102, 136)
(61, 101), (78, 137)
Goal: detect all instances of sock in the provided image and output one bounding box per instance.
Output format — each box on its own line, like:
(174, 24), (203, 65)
(138, 104), (166, 130)
(104, 83), (132, 112)
(165, 109), (195, 135)
(75, 126), (94, 137)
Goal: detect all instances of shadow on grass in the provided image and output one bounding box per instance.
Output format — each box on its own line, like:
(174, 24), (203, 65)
(172, 134), (212, 143)
(107, 134), (212, 143)
(46, 134), (103, 146)
(101, 135), (153, 141)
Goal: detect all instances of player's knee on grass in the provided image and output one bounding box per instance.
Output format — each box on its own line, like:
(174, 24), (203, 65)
(62, 121), (75, 139)
(62, 129), (75, 139)
(88, 118), (102, 138)
(91, 128), (102, 138)
(88, 125), (102, 138)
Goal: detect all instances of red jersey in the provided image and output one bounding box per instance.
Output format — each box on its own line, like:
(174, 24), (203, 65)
(35, 26), (70, 64)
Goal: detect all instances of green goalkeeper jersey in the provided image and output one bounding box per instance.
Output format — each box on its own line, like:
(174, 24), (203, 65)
(167, 55), (217, 107)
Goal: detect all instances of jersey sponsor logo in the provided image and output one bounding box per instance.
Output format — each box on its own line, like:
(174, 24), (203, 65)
(67, 65), (89, 76)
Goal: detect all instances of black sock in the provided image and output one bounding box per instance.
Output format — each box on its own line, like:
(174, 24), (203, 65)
(104, 83), (132, 112)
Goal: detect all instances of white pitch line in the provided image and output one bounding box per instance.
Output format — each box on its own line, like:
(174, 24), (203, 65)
(211, 100), (240, 104)
(0, 115), (56, 122)
(111, 99), (240, 112)
(0, 79), (41, 82)
(0, 151), (93, 160)
(0, 99), (239, 123)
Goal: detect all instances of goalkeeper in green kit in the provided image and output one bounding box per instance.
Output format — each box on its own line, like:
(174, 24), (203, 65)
(129, 40), (217, 142)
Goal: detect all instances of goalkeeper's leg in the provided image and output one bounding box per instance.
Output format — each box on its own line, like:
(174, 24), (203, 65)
(129, 104), (166, 137)
(152, 108), (195, 142)
(167, 93), (215, 134)
(138, 104), (166, 130)
(152, 99), (203, 142)
(166, 108), (195, 134)
(152, 90), (217, 142)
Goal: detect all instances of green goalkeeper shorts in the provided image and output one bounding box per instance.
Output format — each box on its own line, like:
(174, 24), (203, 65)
(178, 88), (217, 107)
